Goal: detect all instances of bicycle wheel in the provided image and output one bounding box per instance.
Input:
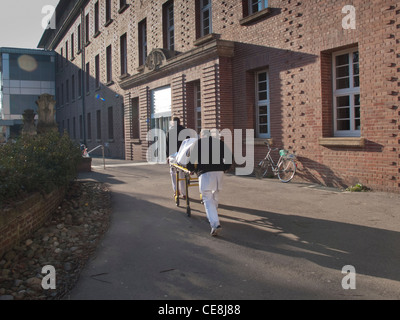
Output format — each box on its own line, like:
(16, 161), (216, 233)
(255, 160), (269, 179)
(277, 159), (296, 183)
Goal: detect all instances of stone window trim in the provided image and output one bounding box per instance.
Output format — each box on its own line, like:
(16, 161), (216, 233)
(240, 7), (272, 26)
(319, 137), (365, 148)
(193, 33), (219, 47)
(119, 73), (131, 83)
(118, 3), (129, 14)
(94, 30), (101, 39)
(104, 19), (114, 28)
(243, 138), (274, 146)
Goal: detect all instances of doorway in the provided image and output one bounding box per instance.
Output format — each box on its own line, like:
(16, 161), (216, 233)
(150, 86), (172, 160)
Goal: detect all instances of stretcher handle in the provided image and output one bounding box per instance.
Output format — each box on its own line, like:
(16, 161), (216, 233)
(170, 163), (192, 175)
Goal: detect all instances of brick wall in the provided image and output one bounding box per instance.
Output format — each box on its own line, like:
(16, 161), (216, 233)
(46, 0), (400, 192)
(0, 188), (65, 259)
(223, 0), (400, 192)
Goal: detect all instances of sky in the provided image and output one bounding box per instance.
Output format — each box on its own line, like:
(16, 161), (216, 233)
(0, 0), (60, 49)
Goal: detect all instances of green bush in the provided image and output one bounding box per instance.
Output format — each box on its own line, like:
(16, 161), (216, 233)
(0, 131), (82, 207)
(345, 183), (370, 192)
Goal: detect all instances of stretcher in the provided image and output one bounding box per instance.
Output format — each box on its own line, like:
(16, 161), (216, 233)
(170, 163), (200, 217)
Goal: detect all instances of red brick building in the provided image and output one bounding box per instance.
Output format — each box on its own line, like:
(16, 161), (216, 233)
(39, 0), (400, 193)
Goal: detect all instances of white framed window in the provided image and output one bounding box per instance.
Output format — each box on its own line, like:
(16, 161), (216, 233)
(139, 19), (147, 66)
(120, 33), (127, 75)
(151, 85), (172, 131)
(333, 48), (360, 137)
(249, 0), (268, 14)
(255, 70), (270, 138)
(200, 0), (212, 37)
(166, 2), (175, 51)
(194, 82), (202, 134)
(150, 86), (172, 160)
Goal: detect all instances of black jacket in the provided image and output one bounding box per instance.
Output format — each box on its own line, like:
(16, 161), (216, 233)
(186, 137), (232, 176)
(166, 124), (186, 157)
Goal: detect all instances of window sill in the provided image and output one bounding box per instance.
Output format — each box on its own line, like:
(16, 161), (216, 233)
(85, 41), (91, 48)
(106, 80), (114, 87)
(137, 65), (145, 73)
(239, 8), (272, 26)
(319, 137), (365, 148)
(77, 49), (82, 55)
(243, 138), (274, 146)
(119, 73), (130, 81)
(194, 33), (219, 46)
(104, 19), (113, 27)
(118, 4), (129, 14)
(94, 31), (101, 39)
(131, 138), (141, 144)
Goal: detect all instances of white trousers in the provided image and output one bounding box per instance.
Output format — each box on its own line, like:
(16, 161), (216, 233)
(170, 166), (186, 196)
(199, 171), (224, 229)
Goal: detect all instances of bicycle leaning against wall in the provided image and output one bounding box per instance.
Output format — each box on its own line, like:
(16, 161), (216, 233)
(254, 142), (297, 183)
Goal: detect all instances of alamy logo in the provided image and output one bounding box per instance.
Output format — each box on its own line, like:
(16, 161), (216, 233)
(147, 128), (255, 176)
(42, 5), (56, 30)
(41, 265), (56, 290)
(342, 5), (356, 30)
(341, 265), (356, 290)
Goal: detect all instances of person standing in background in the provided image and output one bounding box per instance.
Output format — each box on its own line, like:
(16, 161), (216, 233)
(166, 117), (187, 199)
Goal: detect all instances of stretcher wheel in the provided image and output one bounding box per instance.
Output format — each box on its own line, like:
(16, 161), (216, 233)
(175, 195), (179, 206)
(186, 207), (191, 217)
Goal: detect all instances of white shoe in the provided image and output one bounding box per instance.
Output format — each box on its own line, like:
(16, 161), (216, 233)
(210, 226), (222, 236)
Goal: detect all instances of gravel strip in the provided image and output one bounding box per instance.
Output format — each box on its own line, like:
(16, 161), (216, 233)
(0, 181), (112, 300)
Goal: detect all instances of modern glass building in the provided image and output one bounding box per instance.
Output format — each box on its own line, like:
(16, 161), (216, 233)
(0, 47), (56, 141)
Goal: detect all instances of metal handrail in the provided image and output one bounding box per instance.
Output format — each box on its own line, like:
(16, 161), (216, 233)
(87, 144), (106, 169)
(87, 145), (103, 154)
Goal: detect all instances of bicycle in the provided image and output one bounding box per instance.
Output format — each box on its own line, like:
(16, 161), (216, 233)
(254, 142), (297, 183)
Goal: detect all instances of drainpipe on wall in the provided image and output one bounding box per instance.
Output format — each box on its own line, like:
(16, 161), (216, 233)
(81, 7), (87, 146)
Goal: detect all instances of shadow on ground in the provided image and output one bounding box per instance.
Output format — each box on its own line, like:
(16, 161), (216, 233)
(216, 203), (400, 284)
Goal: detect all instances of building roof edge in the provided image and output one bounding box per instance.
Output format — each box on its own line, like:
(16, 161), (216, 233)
(37, 0), (88, 50)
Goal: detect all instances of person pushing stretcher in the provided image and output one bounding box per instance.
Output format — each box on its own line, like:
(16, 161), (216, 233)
(186, 130), (232, 236)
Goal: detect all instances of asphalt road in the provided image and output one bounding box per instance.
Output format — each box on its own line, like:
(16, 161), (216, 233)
(67, 158), (400, 300)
